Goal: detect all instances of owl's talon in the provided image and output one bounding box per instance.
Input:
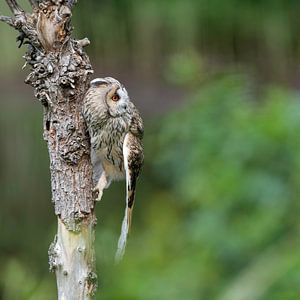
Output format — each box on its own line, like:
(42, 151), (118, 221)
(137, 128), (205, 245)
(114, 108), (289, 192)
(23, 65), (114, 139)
(92, 187), (103, 201)
(92, 187), (98, 199)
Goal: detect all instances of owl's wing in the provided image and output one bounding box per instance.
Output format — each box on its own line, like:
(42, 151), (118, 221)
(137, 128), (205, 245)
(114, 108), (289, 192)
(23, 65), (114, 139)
(129, 102), (144, 139)
(115, 132), (144, 262)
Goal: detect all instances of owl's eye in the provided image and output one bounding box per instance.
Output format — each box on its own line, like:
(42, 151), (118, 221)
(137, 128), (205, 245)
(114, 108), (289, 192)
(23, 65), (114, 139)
(111, 94), (120, 102)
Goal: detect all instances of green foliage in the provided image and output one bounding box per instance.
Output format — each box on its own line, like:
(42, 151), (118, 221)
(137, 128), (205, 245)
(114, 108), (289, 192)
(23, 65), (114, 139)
(71, 0), (300, 80)
(1, 0), (300, 80)
(1, 76), (300, 300)
(1, 0), (300, 299)
(94, 75), (300, 300)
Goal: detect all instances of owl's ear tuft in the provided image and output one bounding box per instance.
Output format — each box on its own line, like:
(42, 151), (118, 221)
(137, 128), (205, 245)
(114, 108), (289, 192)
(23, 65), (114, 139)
(90, 78), (108, 88)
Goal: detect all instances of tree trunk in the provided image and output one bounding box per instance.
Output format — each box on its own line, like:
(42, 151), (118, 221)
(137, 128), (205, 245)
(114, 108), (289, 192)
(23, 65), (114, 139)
(1, 1), (97, 299)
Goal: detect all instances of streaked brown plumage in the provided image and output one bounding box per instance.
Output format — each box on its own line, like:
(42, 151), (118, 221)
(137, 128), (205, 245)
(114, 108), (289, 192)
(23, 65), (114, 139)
(83, 77), (144, 261)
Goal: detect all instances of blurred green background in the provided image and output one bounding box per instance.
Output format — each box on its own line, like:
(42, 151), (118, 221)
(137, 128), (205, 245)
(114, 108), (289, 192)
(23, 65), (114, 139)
(1, 0), (300, 299)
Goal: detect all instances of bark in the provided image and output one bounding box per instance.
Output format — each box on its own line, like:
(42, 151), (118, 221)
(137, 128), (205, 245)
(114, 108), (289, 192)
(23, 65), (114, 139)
(0, 1), (97, 299)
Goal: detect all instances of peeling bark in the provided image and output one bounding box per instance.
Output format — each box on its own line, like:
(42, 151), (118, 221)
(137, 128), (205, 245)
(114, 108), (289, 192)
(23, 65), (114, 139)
(49, 218), (97, 299)
(0, 1), (97, 299)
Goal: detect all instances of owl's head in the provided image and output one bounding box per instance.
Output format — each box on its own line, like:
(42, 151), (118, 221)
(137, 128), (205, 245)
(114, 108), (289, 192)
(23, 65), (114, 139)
(90, 77), (129, 117)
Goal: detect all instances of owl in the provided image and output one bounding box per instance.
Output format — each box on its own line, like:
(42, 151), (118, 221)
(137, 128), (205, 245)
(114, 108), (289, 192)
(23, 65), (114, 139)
(83, 77), (144, 261)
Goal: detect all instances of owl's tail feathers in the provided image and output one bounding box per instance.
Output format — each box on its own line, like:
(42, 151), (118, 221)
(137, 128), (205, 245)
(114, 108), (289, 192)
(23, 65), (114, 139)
(115, 213), (128, 263)
(116, 132), (142, 263)
(115, 188), (136, 264)
(127, 189), (135, 233)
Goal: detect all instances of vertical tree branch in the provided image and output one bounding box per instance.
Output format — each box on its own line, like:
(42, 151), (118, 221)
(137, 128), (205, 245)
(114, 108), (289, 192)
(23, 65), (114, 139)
(1, 0), (97, 299)
(6, 0), (23, 15)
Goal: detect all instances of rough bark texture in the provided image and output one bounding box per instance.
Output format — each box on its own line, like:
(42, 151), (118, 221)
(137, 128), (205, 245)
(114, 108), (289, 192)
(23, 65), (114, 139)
(1, 1), (97, 299)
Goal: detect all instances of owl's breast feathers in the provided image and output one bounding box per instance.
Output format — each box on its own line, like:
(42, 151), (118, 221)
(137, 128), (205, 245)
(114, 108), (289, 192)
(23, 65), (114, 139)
(91, 116), (128, 175)
(83, 79), (144, 262)
(84, 92), (143, 179)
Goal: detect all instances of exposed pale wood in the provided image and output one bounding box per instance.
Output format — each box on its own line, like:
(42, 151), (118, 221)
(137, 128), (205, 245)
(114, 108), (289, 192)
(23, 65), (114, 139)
(49, 218), (97, 299)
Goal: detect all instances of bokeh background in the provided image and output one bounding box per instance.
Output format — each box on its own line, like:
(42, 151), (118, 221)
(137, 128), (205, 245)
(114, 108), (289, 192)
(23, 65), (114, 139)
(1, 0), (300, 299)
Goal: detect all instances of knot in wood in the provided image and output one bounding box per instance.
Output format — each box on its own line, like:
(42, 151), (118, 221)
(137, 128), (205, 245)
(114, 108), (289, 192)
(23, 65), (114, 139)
(59, 76), (75, 88)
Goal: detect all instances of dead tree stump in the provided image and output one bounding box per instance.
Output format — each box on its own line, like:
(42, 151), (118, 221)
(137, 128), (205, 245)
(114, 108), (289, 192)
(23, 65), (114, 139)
(1, 1), (98, 299)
